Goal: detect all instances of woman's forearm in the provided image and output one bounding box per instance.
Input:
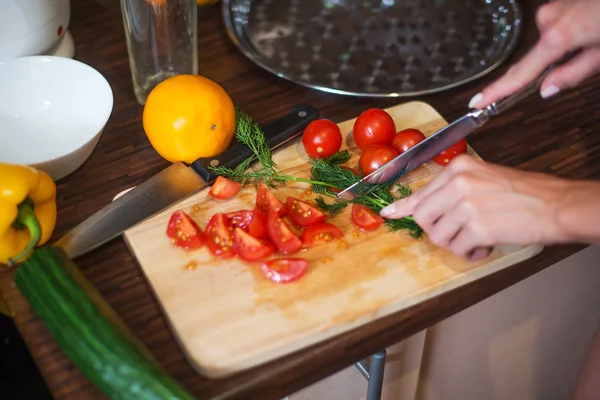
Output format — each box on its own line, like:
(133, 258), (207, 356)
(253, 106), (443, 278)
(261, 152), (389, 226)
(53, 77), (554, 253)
(555, 180), (600, 244)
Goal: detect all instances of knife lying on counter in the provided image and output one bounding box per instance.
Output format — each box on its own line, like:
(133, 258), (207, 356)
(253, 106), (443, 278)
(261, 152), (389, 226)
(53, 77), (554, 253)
(55, 104), (320, 259)
(335, 50), (582, 200)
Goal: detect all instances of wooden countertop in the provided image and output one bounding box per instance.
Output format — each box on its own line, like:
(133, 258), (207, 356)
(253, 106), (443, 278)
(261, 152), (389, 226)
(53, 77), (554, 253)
(0, 0), (597, 399)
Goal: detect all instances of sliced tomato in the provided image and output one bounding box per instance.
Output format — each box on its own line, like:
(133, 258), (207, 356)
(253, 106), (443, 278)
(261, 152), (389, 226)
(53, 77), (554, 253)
(225, 209), (253, 231)
(266, 212), (303, 254)
(285, 196), (326, 227)
(166, 210), (205, 250)
(301, 222), (343, 247)
(209, 176), (242, 199)
(433, 138), (467, 166)
(247, 208), (269, 239)
(256, 182), (286, 217)
(205, 213), (235, 259)
(351, 204), (385, 231)
(233, 227), (274, 262)
(260, 258), (309, 283)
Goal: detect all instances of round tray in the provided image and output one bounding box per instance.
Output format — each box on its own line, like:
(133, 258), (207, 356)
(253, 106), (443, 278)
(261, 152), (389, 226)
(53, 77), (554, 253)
(222, 0), (523, 97)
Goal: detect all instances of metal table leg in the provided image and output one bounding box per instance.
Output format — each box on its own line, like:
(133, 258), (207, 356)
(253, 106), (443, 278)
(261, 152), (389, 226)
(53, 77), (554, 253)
(354, 349), (387, 400)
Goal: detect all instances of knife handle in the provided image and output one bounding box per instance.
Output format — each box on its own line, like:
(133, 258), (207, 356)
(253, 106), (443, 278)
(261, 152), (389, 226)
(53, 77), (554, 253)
(191, 104), (320, 183)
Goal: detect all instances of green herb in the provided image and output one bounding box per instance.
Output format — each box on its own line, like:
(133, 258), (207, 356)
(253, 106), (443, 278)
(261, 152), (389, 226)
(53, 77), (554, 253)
(209, 111), (423, 238)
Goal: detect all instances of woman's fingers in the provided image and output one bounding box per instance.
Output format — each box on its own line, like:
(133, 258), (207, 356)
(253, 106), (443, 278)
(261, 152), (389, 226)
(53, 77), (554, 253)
(540, 47), (600, 95)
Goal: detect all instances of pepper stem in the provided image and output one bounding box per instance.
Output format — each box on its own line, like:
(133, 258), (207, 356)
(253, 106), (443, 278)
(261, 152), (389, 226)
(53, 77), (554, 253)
(8, 200), (41, 267)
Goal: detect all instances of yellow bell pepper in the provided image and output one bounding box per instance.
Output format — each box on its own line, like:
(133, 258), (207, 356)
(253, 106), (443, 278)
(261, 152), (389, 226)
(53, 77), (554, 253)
(0, 163), (57, 266)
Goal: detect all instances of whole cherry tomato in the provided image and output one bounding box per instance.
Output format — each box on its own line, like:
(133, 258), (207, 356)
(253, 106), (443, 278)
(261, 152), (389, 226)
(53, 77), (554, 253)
(433, 138), (468, 166)
(302, 119), (343, 159)
(359, 145), (398, 176)
(391, 128), (426, 154)
(352, 109), (396, 150)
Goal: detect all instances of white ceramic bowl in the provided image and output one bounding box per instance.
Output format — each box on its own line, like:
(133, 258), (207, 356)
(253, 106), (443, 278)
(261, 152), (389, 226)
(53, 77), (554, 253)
(0, 55), (113, 180)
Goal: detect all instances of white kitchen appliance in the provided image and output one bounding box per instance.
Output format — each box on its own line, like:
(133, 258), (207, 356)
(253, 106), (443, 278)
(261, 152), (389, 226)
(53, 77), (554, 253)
(0, 0), (74, 62)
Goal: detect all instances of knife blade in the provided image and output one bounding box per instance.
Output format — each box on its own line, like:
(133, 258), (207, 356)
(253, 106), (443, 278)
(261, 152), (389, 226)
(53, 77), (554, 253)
(56, 104), (320, 259)
(336, 49), (582, 200)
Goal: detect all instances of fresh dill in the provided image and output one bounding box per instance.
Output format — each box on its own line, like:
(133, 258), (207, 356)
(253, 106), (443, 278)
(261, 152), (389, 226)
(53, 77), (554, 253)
(208, 111), (423, 238)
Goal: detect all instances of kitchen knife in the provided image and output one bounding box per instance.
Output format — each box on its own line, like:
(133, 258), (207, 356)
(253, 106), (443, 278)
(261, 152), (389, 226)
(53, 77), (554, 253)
(56, 104), (320, 259)
(336, 50), (581, 200)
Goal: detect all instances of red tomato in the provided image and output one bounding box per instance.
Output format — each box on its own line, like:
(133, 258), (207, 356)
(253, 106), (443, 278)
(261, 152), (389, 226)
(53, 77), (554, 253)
(260, 258), (309, 283)
(285, 197), (326, 227)
(359, 145), (398, 176)
(352, 108), (396, 150)
(433, 138), (468, 166)
(329, 166), (360, 194)
(266, 212), (303, 254)
(302, 119), (343, 159)
(351, 204), (384, 231)
(300, 222), (343, 247)
(205, 213), (235, 259)
(391, 128), (426, 154)
(256, 182), (286, 217)
(166, 210), (205, 250)
(233, 227), (275, 262)
(225, 209), (253, 230)
(248, 208), (269, 240)
(208, 176), (242, 199)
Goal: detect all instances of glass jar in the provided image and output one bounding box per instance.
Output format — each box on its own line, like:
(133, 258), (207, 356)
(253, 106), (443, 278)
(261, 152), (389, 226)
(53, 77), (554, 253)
(120, 0), (198, 105)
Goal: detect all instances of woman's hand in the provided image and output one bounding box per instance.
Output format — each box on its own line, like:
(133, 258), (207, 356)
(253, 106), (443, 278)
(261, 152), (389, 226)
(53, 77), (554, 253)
(469, 0), (600, 109)
(379, 155), (600, 260)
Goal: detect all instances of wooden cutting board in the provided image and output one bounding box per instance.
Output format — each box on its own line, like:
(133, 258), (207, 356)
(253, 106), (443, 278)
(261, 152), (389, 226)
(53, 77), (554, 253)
(123, 101), (543, 378)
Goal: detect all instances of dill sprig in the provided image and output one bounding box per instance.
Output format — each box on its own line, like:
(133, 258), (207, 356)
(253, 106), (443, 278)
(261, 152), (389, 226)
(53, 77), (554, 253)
(208, 111), (423, 238)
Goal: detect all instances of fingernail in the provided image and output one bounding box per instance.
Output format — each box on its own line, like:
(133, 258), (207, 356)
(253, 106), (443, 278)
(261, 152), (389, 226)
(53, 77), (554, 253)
(541, 85), (560, 99)
(468, 92), (483, 109)
(380, 204), (396, 217)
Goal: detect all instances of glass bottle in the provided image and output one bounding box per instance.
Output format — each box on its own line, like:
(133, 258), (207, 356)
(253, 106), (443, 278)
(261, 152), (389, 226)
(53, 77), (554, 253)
(120, 0), (198, 105)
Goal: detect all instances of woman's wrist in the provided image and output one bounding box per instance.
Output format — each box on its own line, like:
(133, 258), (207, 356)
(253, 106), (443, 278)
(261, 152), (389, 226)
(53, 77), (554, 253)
(554, 180), (600, 244)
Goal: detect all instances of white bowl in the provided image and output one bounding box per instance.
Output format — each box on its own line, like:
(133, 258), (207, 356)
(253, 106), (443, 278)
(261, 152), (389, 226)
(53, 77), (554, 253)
(0, 55), (113, 180)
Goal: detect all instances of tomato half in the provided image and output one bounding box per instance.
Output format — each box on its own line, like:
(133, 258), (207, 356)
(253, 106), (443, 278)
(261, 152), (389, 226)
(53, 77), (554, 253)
(266, 212), (303, 254)
(352, 108), (396, 150)
(205, 213), (235, 258)
(351, 204), (384, 231)
(433, 138), (468, 166)
(359, 145), (398, 176)
(302, 119), (343, 159)
(166, 210), (205, 250)
(225, 209), (253, 231)
(301, 222), (343, 247)
(248, 208), (269, 240)
(391, 128), (426, 154)
(256, 182), (286, 216)
(208, 176), (242, 199)
(260, 258), (309, 283)
(233, 227), (274, 262)
(285, 197), (326, 227)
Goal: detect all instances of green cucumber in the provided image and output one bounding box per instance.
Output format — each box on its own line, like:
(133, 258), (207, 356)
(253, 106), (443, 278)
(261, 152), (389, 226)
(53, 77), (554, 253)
(14, 246), (195, 400)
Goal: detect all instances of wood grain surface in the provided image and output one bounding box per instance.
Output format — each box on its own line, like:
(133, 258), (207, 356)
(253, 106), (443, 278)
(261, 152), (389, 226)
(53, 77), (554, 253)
(124, 101), (543, 378)
(0, 0), (598, 399)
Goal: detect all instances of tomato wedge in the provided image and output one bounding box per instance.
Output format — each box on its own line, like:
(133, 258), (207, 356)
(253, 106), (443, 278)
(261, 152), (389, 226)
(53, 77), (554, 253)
(233, 227), (274, 262)
(433, 138), (468, 166)
(266, 212), (303, 254)
(205, 213), (235, 259)
(351, 204), (384, 231)
(248, 208), (269, 240)
(260, 258), (309, 283)
(209, 176), (242, 199)
(285, 197), (326, 227)
(225, 209), (253, 230)
(256, 182), (286, 216)
(301, 222), (343, 247)
(166, 210), (205, 250)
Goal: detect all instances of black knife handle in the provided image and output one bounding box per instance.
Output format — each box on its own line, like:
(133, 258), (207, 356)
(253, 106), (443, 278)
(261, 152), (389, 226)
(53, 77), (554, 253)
(191, 104), (320, 183)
